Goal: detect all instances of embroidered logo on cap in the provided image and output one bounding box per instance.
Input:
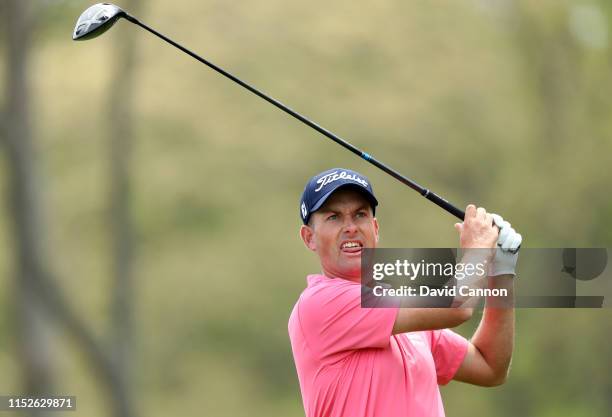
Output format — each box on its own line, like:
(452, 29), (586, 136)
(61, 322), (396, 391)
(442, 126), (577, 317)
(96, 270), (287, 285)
(314, 170), (368, 192)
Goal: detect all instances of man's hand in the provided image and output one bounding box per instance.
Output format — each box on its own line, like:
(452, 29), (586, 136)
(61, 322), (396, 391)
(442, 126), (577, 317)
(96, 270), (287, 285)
(454, 205), (498, 251)
(489, 214), (522, 277)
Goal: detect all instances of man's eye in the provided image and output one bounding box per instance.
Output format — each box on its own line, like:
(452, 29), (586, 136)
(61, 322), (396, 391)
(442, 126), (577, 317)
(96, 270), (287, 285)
(356, 211), (367, 218)
(327, 214), (338, 221)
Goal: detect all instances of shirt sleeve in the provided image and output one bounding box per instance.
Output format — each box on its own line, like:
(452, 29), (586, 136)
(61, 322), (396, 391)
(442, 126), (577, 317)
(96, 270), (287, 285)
(429, 329), (470, 385)
(298, 280), (399, 358)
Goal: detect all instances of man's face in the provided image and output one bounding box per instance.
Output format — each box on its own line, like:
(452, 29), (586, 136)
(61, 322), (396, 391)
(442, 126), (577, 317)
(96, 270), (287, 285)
(300, 188), (379, 281)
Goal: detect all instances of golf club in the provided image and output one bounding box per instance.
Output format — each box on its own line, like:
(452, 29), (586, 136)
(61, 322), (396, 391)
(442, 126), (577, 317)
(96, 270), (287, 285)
(73, 3), (466, 221)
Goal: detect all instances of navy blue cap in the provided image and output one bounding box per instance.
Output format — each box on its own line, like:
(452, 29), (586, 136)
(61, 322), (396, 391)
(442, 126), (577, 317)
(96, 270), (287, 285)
(300, 168), (378, 224)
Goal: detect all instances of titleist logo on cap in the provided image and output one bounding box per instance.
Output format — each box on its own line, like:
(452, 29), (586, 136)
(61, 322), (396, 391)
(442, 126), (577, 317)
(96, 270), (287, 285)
(314, 171), (368, 192)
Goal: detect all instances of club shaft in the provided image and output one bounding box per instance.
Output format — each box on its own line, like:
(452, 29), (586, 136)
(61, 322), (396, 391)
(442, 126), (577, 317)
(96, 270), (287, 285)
(125, 15), (465, 221)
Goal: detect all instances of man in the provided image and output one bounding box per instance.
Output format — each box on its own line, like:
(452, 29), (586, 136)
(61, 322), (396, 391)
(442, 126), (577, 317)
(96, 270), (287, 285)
(288, 168), (522, 417)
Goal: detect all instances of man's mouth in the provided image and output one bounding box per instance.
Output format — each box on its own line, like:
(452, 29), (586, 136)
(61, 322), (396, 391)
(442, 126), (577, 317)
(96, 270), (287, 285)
(340, 240), (363, 254)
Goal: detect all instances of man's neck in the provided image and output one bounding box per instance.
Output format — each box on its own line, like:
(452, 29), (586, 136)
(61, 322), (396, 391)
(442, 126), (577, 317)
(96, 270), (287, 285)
(321, 269), (361, 283)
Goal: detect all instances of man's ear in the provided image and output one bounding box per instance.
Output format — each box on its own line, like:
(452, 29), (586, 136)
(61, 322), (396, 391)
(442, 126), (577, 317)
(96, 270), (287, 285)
(374, 217), (380, 243)
(300, 224), (317, 252)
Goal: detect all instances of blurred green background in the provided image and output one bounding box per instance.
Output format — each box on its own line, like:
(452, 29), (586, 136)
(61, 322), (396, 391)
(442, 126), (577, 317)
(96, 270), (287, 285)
(1, 0), (611, 416)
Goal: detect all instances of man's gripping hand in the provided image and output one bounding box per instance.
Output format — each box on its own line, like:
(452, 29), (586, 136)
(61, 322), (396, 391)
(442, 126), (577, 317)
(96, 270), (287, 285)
(489, 213), (522, 277)
(454, 205), (498, 252)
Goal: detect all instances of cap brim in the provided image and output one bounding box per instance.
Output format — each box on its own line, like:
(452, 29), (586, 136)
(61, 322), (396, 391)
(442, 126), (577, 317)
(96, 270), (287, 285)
(309, 183), (378, 217)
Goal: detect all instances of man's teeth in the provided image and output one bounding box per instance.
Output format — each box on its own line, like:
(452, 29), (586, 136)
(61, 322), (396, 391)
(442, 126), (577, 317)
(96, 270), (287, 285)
(342, 242), (361, 249)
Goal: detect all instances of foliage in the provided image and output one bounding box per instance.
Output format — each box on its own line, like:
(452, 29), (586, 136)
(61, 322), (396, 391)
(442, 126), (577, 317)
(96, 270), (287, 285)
(1, 0), (611, 416)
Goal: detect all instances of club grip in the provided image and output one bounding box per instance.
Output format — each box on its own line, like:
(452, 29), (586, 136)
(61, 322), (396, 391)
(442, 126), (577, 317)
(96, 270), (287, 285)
(422, 190), (465, 220)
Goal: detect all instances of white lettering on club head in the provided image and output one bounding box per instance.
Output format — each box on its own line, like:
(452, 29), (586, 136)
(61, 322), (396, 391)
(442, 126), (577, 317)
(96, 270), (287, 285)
(314, 171), (368, 192)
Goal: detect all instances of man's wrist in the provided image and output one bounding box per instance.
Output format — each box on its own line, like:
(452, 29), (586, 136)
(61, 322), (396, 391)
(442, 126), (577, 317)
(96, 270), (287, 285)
(489, 248), (519, 277)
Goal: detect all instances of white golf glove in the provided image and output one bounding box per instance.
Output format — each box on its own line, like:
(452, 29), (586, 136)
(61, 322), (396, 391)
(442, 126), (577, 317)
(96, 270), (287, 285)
(489, 214), (522, 277)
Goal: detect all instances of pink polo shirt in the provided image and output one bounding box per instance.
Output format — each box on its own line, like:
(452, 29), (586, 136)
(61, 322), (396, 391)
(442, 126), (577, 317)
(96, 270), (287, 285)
(288, 274), (469, 417)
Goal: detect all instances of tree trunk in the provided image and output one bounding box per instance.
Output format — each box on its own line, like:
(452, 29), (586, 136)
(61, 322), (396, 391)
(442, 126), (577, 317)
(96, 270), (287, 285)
(108, 1), (142, 417)
(4, 0), (56, 415)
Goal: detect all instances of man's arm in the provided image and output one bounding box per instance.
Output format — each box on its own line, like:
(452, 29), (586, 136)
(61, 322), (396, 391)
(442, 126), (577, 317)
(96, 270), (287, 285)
(453, 275), (514, 387)
(392, 205), (496, 334)
(391, 252), (485, 334)
(392, 205), (520, 385)
(453, 213), (521, 386)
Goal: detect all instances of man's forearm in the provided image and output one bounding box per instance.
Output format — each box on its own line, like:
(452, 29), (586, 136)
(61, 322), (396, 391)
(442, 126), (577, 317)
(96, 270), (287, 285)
(450, 249), (491, 308)
(470, 275), (515, 383)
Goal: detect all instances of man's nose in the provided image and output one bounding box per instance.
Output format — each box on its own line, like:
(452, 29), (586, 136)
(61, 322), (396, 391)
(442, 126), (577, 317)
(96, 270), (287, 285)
(342, 217), (358, 234)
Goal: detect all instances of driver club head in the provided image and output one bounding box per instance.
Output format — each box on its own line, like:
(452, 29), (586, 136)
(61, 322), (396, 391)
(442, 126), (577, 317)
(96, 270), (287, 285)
(73, 3), (126, 41)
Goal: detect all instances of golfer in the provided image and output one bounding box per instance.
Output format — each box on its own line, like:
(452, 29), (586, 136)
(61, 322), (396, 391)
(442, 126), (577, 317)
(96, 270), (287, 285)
(289, 168), (522, 417)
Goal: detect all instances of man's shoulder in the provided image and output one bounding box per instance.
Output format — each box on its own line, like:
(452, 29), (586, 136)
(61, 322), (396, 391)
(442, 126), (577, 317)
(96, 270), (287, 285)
(302, 274), (358, 301)
(290, 275), (359, 323)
